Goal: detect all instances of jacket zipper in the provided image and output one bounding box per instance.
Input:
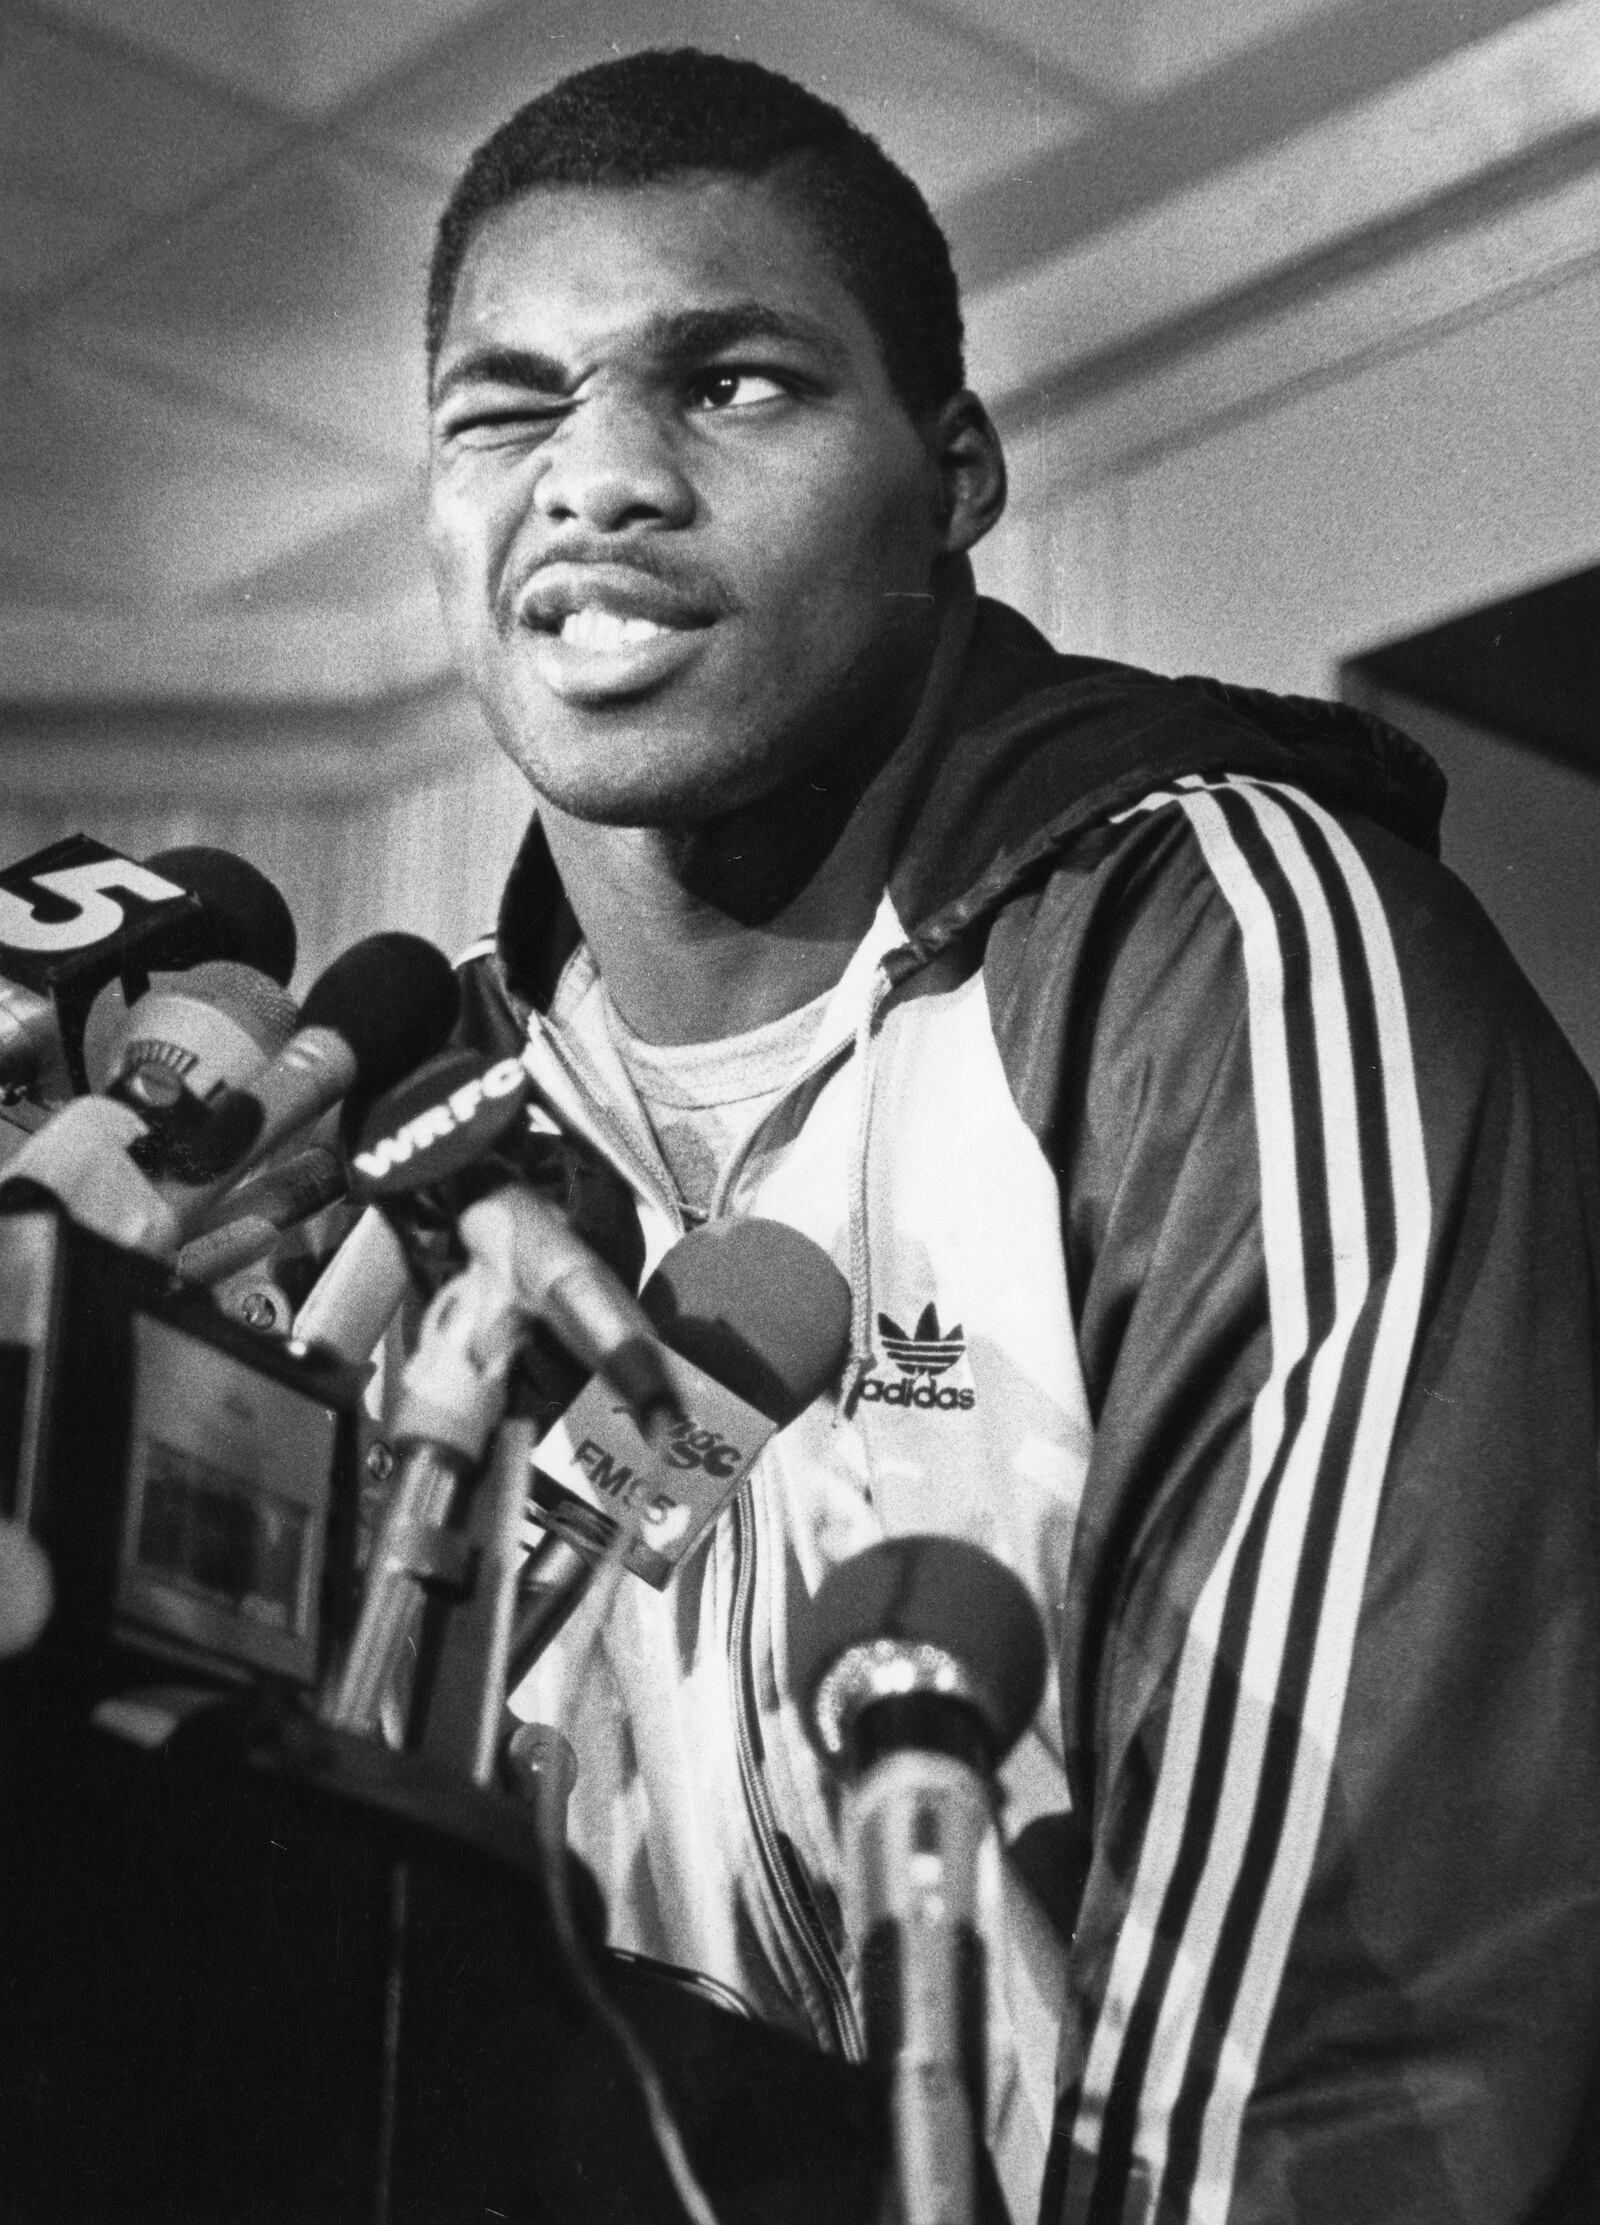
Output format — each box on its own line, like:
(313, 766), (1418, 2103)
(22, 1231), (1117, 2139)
(711, 1068), (869, 2062)
(727, 1485), (864, 2061)
(527, 1012), (864, 2059)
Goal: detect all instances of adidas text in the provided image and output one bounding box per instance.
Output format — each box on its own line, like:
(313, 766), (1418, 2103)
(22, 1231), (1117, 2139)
(858, 1375), (975, 1411)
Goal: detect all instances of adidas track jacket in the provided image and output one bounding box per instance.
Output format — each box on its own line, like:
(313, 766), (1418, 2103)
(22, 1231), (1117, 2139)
(451, 597), (1600, 2225)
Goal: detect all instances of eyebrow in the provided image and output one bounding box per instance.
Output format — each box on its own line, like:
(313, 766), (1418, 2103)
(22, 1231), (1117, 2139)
(431, 301), (846, 406)
(431, 345), (568, 405)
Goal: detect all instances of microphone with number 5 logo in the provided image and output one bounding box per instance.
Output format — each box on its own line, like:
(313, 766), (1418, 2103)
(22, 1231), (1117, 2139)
(0, 835), (296, 1102)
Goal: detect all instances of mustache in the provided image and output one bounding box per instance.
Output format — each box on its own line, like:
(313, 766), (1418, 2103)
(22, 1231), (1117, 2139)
(503, 544), (735, 634)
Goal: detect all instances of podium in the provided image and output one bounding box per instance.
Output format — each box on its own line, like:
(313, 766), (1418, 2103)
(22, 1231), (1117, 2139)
(0, 1685), (906, 2224)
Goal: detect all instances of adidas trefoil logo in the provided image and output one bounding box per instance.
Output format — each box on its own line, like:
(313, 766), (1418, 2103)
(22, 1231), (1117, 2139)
(859, 1303), (975, 1412)
(879, 1304), (965, 1376)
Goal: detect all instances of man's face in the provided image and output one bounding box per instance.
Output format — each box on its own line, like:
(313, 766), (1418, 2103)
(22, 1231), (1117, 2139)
(426, 175), (968, 826)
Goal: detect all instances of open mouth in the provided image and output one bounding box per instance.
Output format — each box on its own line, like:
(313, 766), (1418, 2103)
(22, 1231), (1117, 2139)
(518, 562), (721, 639)
(556, 608), (685, 651)
(516, 568), (719, 700)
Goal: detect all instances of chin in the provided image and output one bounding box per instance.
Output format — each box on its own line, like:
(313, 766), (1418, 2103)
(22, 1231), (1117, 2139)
(519, 754), (754, 831)
(514, 714), (815, 831)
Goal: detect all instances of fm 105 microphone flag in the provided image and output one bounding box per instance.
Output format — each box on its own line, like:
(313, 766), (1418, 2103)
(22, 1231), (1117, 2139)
(504, 1215), (853, 1697)
(525, 1213), (852, 1584)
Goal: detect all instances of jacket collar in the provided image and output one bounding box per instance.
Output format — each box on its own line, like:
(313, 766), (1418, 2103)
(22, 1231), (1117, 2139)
(493, 592), (1445, 1014)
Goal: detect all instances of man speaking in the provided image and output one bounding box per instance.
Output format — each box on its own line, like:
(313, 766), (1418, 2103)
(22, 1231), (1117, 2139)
(419, 47), (1599, 2224)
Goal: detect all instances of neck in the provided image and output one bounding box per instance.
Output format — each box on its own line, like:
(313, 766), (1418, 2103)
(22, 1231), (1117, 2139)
(539, 578), (975, 1045)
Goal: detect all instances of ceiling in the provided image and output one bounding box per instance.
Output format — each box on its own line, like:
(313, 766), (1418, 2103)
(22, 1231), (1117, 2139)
(2, 0), (1591, 710)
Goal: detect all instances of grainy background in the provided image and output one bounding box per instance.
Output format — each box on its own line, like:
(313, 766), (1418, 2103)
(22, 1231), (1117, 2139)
(3, 0), (1596, 1068)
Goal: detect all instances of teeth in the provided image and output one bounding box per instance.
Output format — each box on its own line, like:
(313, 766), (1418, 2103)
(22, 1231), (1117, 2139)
(559, 608), (674, 649)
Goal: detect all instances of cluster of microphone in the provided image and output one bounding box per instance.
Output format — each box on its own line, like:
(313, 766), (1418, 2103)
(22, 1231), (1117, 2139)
(1, 857), (454, 1279)
(0, 828), (867, 1732)
(0, 830), (1048, 2225)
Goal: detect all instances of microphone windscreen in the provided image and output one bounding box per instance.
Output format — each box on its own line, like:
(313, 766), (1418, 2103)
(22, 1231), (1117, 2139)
(104, 963), (299, 1177)
(144, 846), (298, 987)
(345, 1049), (530, 1199)
(108, 961), (297, 1078)
(640, 1218), (850, 1425)
(298, 933), (460, 1095)
(794, 1535), (1048, 1766)
(173, 961), (298, 1055)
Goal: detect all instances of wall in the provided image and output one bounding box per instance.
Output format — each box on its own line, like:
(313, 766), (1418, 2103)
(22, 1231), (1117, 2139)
(9, 28), (1597, 1015)
(973, 252), (1600, 694)
(1369, 696), (1600, 1087)
(0, 686), (528, 995)
(970, 195), (1600, 1087)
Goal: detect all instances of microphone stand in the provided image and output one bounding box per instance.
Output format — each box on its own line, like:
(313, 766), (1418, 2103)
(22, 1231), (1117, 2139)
(799, 1538), (1049, 2225)
(325, 1253), (647, 1774)
(326, 1260), (523, 1760)
(315, 1267), (580, 2224)
(412, 1417), (534, 1782)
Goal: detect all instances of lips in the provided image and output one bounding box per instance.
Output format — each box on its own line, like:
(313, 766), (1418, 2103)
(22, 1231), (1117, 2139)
(515, 562), (722, 703)
(517, 562), (721, 639)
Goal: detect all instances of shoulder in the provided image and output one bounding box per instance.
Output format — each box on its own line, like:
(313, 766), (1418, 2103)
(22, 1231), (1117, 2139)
(983, 769), (1599, 1169)
(900, 607), (1446, 940)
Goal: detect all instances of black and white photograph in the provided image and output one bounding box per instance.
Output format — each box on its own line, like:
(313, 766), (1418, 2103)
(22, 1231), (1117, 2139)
(2, 4), (1597, 2219)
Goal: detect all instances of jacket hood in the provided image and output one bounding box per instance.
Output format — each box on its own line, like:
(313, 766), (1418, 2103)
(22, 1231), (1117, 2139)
(877, 599), (1444, 968)
(492, 596), (1445, 1012)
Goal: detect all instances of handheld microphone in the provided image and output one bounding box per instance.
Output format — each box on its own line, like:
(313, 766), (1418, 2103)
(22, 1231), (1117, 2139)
(347, 1047), (671, 1420)
(506, 1217), (851, 1690)
(140, 845), (297, 987)
(291, 1204), (416, 1369)
(1, 934), (457, 1261)
(325, 1134), (689, 1737)
(794, 1537), (1047, 2225)
(346, 1045), (532, 1196)
(102, 961), (299, 1176)
(0, 1095), (166, 1253)
(332, 1211), (853, 1741)
(327, 1257), (527, 1740)
(0, 837), (295, 1098)
(176, 1145), (346, 1287)
(0, 981), (74, 1107)
(459, 1185), (680, 1441)
(150, 932), (460, 1239)
(99, 967), (338, 1288)
(0, 962), (300, 1252)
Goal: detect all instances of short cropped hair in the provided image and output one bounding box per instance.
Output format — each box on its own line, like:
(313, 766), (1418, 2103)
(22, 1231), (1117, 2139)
(426, 48), (966, 421)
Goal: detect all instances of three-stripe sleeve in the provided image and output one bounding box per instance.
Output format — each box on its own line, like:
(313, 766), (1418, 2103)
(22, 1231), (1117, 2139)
(1055, 775), (1432, 2224)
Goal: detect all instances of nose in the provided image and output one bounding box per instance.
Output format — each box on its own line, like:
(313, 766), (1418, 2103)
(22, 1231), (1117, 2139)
(532, 391), (695, 534)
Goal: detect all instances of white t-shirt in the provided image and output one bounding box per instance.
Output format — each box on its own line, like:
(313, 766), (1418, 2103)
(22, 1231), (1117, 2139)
(599, 982), (835, 1223)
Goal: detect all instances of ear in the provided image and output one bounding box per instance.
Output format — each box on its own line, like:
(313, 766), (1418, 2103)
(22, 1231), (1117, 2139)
(928, 391), (1007, 555)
